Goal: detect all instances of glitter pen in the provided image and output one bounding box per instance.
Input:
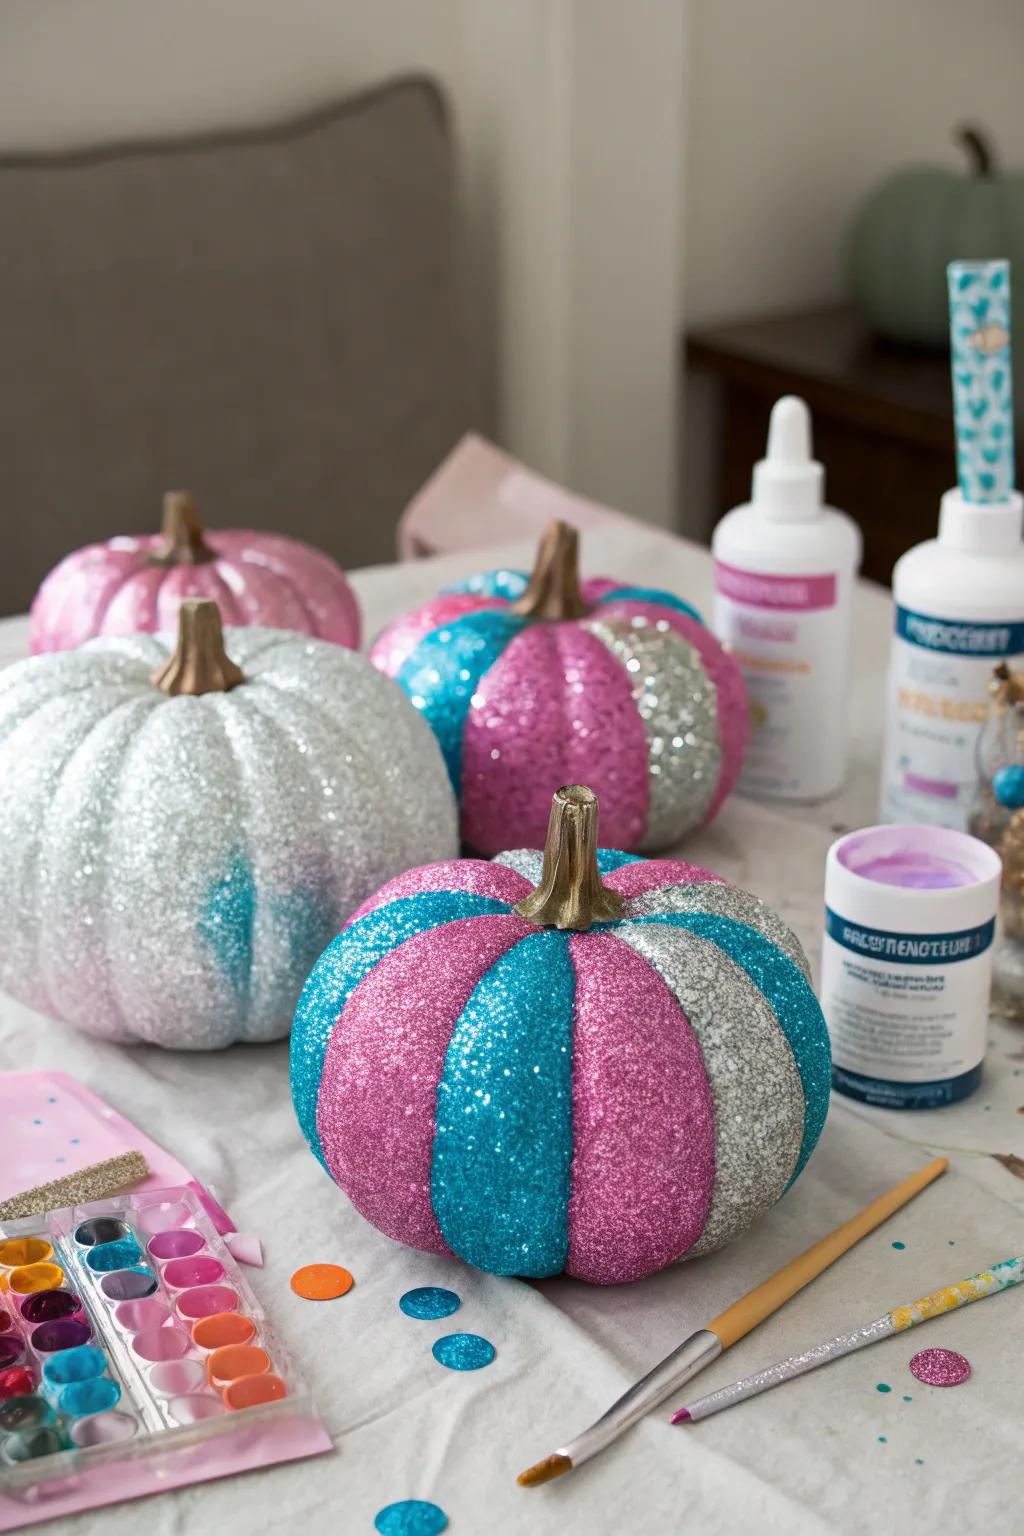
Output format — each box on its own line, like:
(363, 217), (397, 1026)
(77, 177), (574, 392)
(671, 1254), (1023, 1425)
(517, 1157), (947, 1487)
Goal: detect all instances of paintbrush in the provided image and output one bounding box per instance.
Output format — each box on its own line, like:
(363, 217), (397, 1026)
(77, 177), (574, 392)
(517, 1155), (947, 1487)
(671, 1252), (1023, 1424)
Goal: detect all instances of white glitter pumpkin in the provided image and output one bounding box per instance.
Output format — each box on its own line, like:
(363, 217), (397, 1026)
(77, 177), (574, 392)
(0, 599), (458, 1047)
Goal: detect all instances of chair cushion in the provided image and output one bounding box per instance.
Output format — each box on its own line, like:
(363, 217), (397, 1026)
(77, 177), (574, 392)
(0, 76), (474, 614)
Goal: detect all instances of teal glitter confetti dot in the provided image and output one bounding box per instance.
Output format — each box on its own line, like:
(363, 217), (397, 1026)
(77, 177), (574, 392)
(878, 1436), (887, 1444)
(949, 1240), (956, 1246)
(374, 1500), (448, 1536)
(903, 1395), (912, 1402)
(915, 1458), (925, 1466)
(876, 1383), (891, 1394)
(432, 1333), (495, 1371)
(891, 1241), (906, 1250)
(399, 1288), (461, 1321)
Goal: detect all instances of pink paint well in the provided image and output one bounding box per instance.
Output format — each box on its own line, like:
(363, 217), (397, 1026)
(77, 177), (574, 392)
(132, 1326), (191, 1363)
(148, 1229), (205, 1262)
(162, 1256), (226, 1290)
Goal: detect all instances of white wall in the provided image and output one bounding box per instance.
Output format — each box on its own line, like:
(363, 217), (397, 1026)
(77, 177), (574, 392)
(682, 0), (1024, 532)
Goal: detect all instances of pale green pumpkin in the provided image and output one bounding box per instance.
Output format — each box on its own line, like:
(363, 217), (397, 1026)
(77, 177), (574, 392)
(848, 127), (1024, 349)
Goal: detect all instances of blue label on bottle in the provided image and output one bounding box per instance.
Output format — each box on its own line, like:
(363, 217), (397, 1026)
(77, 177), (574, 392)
(832, 1062), (982, 1110)
(824, 908), (994, 964)
(895, 605), (1024, 657)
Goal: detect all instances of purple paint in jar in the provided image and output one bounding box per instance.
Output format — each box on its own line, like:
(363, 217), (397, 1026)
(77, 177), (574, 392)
(823, 825), (1001, 1109)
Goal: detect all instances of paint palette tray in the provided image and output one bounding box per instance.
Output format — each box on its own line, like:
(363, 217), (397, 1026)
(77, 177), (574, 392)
(0, 1187), (328, 1529)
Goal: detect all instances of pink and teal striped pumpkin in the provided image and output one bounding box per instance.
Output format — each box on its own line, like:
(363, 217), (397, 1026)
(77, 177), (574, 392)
(291, 796), (829, 1285)
(369, 520), (747, 855)
(30, 491), (360, 654)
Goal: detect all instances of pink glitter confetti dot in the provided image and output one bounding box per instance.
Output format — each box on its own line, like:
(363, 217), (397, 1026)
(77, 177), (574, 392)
(909, 1348), (971, 1387)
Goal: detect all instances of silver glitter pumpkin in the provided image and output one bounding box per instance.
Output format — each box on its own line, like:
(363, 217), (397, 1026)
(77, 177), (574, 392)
(0, 600), (458, 1047)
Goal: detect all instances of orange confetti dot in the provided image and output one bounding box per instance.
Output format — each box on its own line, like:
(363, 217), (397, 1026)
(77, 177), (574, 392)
(290, 1263), (353, 1301)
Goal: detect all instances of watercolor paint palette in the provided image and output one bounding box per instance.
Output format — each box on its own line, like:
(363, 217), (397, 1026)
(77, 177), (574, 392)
(0, 1186), (329, 1529)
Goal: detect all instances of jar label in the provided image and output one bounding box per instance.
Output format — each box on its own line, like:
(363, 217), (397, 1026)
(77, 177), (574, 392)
(881, 605), (1024, 831)
(821, 905), (993, 1103)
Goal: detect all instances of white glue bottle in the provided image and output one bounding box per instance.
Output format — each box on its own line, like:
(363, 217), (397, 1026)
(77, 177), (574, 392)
(880, 259), (1024, 830)
(712, 395), (861, 801)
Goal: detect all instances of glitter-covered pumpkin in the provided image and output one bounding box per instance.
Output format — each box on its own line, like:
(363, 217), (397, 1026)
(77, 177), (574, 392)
(0, 599), (456, 1047)
(369, 521), (748, 855)
(292, 784), (829, 1284)
(30, 491), (361, 654)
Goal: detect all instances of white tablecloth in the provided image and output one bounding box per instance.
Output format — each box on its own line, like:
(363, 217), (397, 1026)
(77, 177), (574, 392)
(2, 529), (1022, 1536)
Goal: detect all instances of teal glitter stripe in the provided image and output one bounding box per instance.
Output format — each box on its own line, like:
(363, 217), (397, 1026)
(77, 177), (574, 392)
(443, 569), (530, 601)
(632, 913), (830, 1179)
(431, 930), (575, 1277)
(596, 848), (643, 873)
(594, 584), (703, 624)
(290, 890), (511, 1169)
(395, 609), (528, 794)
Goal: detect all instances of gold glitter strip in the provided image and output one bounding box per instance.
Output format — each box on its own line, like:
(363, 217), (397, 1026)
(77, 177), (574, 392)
(0, 1151), (150, 1220)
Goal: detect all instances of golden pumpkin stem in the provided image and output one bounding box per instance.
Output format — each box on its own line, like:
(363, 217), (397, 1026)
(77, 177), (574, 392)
(154, 491), (214, 566)
(151, 598), (244, 696)
(513, 785), (624, 931)
(511, 520), (588, 622)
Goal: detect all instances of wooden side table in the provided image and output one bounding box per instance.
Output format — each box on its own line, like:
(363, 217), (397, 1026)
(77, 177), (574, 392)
(685, 305), (966, 585)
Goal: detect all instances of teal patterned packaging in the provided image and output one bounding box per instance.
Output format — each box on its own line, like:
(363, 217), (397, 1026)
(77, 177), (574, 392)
(948, 259), (1014, 504)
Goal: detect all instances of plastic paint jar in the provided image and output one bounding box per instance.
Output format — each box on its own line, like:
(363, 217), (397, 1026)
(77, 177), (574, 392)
(822, 824), (1001, 1108)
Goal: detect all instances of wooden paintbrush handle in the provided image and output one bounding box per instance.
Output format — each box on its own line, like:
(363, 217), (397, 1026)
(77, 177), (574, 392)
(708, 1157), (948, 1350)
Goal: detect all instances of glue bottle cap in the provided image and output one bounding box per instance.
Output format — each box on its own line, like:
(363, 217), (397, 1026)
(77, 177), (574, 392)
(751, 396), (825, 522)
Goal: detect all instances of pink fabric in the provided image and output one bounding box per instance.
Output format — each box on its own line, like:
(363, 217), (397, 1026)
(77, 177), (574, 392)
(607, 858), (727, 899)
(368, 592), (503, 678)
(460, 624), (650, 856)
(345, 858), (530, 927)
(565, 934), (715, 1283)
(29, 529), (360, 652)
(596, 599), (748, 823)
(316, 914), (533, 1256)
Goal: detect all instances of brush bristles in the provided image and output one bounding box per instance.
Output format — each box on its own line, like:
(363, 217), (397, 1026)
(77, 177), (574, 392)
(517, 1453), (573, 1487)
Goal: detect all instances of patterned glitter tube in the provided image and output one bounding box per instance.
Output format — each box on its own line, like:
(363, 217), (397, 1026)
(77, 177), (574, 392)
(672, 1254), (1023, 1424)
(947, 259), (1015, 504)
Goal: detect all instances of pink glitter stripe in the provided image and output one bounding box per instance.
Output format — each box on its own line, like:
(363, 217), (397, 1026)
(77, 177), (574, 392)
(565, 933), (715, 1283)
(346, 859), (530, 928)
(460, 623), (650, 855)
(99, 565), (165, 635)
(317, 914), (533, 1256)
(153, 564), (247, 628)
(369, 593), (508, 679)
(596, 600), (749, 823)
(606, 858), (726, 899)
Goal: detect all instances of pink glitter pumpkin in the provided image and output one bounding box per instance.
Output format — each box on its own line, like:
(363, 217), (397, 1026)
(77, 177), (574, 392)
(30, 492), (360, 654)
(370, 521), (747, 854)
(292, 785), (828, 1284)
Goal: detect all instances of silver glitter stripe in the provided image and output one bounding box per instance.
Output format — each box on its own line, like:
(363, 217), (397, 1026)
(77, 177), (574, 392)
(582, 618), (720, 852)
(616, 922), (804, 1259)
(686, 1315), (895, 1420)
(493, 849), (543, 884)
(625, 882), (812, 982)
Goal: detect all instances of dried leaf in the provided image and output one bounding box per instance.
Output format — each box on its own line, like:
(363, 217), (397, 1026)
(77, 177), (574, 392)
(992, 1152), (1024, 1181)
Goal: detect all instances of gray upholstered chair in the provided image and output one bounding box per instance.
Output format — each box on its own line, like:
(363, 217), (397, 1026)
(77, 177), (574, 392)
(0, 77), (477, 615)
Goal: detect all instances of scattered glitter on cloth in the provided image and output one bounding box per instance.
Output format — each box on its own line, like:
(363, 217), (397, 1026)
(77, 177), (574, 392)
(431, 1332), (495, 1371)
(290, 1263), (353, 1301)
(399, 1288), (461, 1321)
(374, 1500), (448, 1536)
(910, 1348), (971, 1386)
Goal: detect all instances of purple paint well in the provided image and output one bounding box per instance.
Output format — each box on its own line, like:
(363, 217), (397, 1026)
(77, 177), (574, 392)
(31, 1317), (91, 1353)
(837, 827), (992, 889)
(20, 1289), (81, 1325)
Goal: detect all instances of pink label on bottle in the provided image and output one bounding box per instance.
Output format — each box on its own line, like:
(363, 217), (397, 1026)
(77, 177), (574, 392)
(714, 560), (837, 612)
